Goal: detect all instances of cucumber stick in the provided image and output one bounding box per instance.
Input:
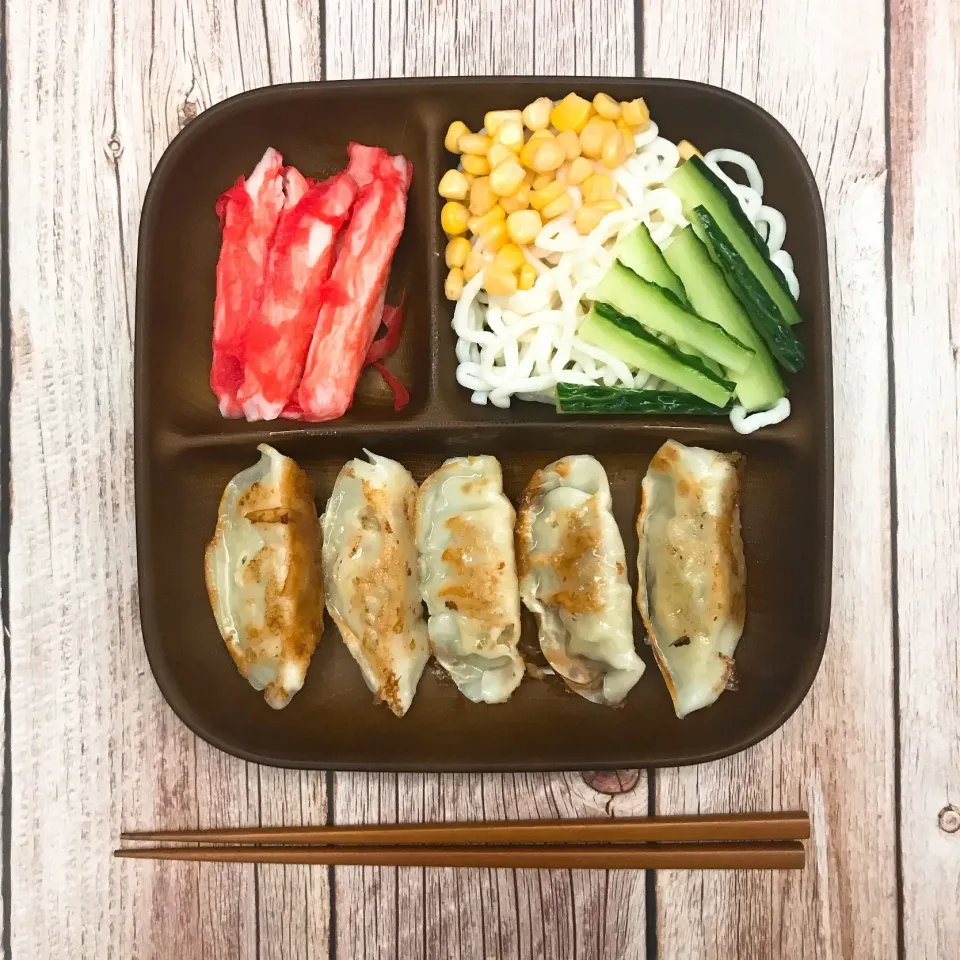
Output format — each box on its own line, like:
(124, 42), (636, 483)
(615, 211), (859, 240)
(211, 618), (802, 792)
(556, 383), (730, 416)
(589, 262), (754, 374)
(665, 156), (803, 326)
(614, 223), (726, 377)
(613, 222), (689, 304)
(579, 304), (735, 408)
(694, 207), (805, 373)
(663, 226), (786, 411)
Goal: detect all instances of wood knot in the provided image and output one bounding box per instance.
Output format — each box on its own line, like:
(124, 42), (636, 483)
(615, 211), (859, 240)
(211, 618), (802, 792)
(580, 769), (641, 795)
(179, 101), (200, 127)
(105, 137), (123, 160)
(938, 804), (960, 834)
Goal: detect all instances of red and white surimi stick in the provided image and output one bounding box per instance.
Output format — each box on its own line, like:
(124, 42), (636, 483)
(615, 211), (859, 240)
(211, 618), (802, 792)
(210, 148), (285, 418)
(236, 170), (359, 420)
(297, 152), (413, 421)
(344, 142), (388, 188)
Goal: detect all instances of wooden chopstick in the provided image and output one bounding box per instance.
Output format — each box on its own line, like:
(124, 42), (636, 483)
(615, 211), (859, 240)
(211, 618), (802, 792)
(120, 811), (809, 846)
(115, 840), (805, 870)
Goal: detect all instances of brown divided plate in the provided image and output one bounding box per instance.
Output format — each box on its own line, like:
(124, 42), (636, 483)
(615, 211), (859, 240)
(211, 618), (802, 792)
(135, 78), (832, 771)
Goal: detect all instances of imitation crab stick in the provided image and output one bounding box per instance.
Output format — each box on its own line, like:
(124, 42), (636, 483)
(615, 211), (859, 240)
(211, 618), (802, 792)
(297, 151), (413, 422)
(237, 169), (358, 420)
(210, 147), (285, 418)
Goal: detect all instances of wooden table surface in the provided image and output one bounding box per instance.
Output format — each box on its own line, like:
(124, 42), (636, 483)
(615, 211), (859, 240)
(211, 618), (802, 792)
(3, 0), (957, 956)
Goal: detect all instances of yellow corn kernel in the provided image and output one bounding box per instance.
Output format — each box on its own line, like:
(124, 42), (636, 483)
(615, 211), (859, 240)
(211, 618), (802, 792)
(592, 92), (621, 120)
(601, 131), (627, 169)
(566, 156), (594, 185)
(518, 262), (537, 291)
(489, 159), (526, 197)
(581, 173), (614, 204)
(484, 109), (522, 136)
(500, 184), (531, 214)
(521, 97), (553, 132)
(575, 200), (621, 235)
(468, 177), (497, 216)
(468, 205), (506, 236)
(678, 139), (702, 160)
(530, 179), (567, 211)
(531, 173), (554, 192)
(461, 154), (491, 176)
(495, 243), (525, 272)
(579, 118), (617, 159)
(526, 139), (566, 174)
(541, 192), (573, 221)
(619, 125), (636, 157)
(496, 118), (525, 154)
(487, 143), (513, 169)
(574, 204), (604, 235)
(480, 221), (507, 253)
(444, 267), (464, 301)
(621, 97), (650, 129)
(438, 168), (470, 200)
(445, 236), (471, 269)
(459, 132), (493, 156)
(523, 168), (536, 186)
(555, 130), (582, 161)
(444, 120), (470, 153)
(463, 248), (486, 281)
(520, 132), (552, 168)
(550, 92), (593, 133)
(441, 201), (469, 235)
(483, 263), (518, 297)
(578, 122), (603, 159)
(595, 199), (623, 214)
(506, 209), (543, 245)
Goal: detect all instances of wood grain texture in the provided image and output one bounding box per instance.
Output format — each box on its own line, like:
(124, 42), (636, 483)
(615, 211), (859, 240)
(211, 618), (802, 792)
(643, 0), (898, 957)
(7, 1), (326, 957)
(325, 3), (646, 958)
(890, 0), (960, 956)
(0, 0), (7, 943)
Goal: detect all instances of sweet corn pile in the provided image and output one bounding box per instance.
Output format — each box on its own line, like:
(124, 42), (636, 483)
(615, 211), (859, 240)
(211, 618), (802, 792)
(439, 92), (652, 301)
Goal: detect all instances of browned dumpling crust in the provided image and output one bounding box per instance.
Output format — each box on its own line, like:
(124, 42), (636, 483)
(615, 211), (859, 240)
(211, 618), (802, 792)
(205, 444), (324, 709)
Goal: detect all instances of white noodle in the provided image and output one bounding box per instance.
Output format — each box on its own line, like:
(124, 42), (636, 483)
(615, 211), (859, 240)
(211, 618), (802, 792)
(730, 397), (791, 434)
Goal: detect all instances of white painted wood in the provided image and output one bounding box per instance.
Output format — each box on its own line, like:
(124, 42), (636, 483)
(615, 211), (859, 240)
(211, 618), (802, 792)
(643, 0), (898, 957)
(890, 0), (960, 956)
(6, 0), (327, 957)
(258, 768), (331, 960)
(0, 0), (7, 930)
(332, 770), (649, 960)
(326, 2), (647, 957)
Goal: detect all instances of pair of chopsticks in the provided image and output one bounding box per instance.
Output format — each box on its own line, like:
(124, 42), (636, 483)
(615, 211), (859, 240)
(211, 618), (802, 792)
(116, 812), (809, 870)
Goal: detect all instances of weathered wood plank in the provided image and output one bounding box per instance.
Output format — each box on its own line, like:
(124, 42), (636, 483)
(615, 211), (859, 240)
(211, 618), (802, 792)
(0, 0), (8, 943)
(643, 1), (897, 957)
(890, 0), (960, 956)
(9, 0), (161, 954)
(7, 0), (326, 957)
(325, 2), (646, 957)
(258, 768), (331, 960)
